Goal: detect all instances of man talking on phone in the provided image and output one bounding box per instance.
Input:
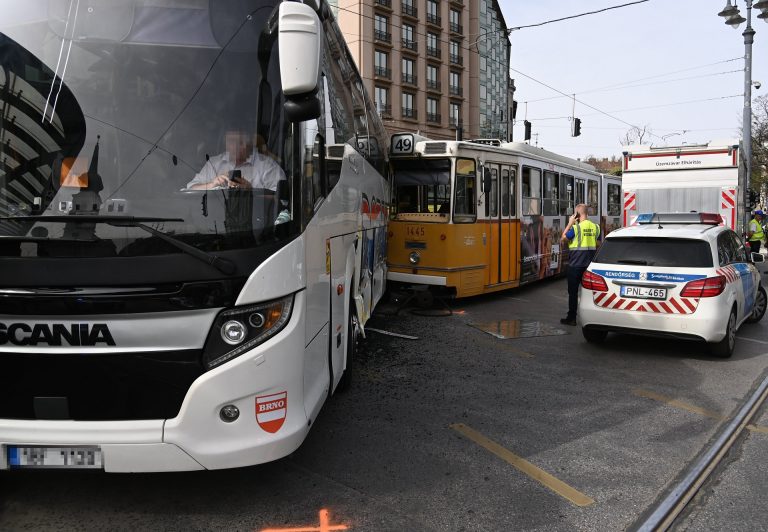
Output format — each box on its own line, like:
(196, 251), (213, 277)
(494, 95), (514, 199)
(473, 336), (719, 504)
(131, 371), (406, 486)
(560, 203), (600, 326)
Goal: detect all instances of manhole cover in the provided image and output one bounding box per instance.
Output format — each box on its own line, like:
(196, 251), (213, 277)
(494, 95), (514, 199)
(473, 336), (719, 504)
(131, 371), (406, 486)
(468, 320), (569, 339)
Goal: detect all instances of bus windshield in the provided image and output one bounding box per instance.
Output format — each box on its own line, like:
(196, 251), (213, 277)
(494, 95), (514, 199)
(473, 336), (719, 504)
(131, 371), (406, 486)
(0, 0), (295, 259)
(392, 158), (450, 219)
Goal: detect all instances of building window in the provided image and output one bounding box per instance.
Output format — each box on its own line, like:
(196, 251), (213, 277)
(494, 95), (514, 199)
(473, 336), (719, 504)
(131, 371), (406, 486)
(375, 86), (390, 116)
(402, 92), (416, 118)
(427, 97), (440, 123)
(480, 56), (487, 72)
(449, 9), (461, 33)
(402, 23), (416, 51)
(402, 57), (416, 85)
(480, 84), (487, 101)
(427, 32), (440, 58)
(374, 14), (390, 43)
(426, 64), (440, 90)
(450, 102), (461, 126)
(426, 0), (440, 24)
(374, 50), (389, 78)
(449, 71), (462, 96)
(449, 40), (462, 65)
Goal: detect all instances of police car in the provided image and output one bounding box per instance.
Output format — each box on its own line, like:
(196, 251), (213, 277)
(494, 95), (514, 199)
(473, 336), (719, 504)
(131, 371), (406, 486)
(578, 213), (766, 357)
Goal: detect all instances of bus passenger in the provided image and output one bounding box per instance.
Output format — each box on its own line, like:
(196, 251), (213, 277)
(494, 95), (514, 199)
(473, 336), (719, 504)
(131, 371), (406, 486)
(560, 204), (600, 326)
(186, 130), (286, 191)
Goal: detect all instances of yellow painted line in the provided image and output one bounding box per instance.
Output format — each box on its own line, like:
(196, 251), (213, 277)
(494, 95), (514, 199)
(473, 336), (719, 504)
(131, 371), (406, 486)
(633, 389), (722, 419)
(450, 423), (595, 507)
(634, 389), (768, 434)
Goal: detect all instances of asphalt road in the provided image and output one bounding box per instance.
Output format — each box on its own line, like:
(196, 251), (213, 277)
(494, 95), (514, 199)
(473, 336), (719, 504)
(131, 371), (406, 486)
(2, 277), (767, 531)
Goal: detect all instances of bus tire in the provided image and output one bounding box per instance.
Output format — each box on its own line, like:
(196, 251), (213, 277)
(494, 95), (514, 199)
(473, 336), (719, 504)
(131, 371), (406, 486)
(710, 309), (736, 358)
(336, 299), (358, 393)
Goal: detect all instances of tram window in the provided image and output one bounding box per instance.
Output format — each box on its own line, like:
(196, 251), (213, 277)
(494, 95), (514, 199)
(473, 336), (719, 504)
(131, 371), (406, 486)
(543, 170), (558, 216)
(489, 167), (498, 217)
(607, 183), (621, 216)
(392, 158), (451, 217)
(559, 174), (574, 215)
(575, 179), (586, 206)
(510, 167), (517, 217)
(501, 168), (510, 217)
(588, 180), (599, 215)
(522, 166), (541, 215)
(454, 158), (476, 223)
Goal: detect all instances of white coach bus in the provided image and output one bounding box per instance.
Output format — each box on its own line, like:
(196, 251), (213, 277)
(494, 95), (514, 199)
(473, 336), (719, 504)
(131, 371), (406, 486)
(621, 140), (741, 230)
(0, 0), (389, 471)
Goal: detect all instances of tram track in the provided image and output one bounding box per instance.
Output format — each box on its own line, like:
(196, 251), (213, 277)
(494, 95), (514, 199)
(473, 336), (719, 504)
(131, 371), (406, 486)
(632, 372), (768, 531)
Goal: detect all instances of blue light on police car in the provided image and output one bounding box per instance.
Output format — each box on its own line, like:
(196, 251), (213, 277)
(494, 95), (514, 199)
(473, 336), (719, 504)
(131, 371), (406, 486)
(636, 213), (654, 224)
(221, 320), (247, 345)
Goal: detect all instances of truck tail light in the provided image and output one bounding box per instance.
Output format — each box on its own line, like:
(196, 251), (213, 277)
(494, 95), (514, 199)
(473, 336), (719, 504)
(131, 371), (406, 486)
(581, 271), (608, 292)
(680, 276), (726, 298)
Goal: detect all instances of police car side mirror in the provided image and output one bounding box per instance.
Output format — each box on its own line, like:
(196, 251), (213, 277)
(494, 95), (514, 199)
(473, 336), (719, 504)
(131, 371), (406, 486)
(751, 252), (765, 264)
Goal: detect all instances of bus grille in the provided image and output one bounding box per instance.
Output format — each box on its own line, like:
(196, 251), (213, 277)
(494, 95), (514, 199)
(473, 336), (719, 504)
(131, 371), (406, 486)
(327, 145), (345, 158)
(0, 350), (203, 421)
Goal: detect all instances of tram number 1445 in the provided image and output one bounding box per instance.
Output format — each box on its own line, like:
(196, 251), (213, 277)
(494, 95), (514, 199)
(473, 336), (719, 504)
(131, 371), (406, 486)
(406, 225), (426, 238)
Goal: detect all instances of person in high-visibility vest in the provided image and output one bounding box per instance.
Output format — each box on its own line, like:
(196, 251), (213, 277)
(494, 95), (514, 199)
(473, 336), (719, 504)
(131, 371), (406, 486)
(747, 210), (765, 256)
(560, 204), (601, 326)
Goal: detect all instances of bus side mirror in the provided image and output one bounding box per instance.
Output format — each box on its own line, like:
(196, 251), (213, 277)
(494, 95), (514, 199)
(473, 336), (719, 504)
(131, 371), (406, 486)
(279, 2), (322, 122)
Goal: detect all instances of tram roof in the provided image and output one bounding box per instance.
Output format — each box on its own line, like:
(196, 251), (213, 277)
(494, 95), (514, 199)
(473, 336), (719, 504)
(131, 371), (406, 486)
(450, 140), (600, 175)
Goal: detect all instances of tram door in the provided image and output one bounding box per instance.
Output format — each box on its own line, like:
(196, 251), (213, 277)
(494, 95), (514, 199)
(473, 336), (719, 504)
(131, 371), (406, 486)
(487, 163), (519, 285)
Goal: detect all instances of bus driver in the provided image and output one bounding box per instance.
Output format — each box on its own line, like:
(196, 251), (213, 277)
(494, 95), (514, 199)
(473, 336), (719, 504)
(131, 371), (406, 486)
(186, 130), (286, 191)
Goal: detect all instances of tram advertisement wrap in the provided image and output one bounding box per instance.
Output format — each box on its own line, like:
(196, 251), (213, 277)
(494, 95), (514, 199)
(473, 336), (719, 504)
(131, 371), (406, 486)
(521, 216), (565, 283)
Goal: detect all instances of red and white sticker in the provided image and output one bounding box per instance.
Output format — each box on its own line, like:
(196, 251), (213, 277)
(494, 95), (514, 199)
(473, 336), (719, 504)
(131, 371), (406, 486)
(256, 392), (287, 433)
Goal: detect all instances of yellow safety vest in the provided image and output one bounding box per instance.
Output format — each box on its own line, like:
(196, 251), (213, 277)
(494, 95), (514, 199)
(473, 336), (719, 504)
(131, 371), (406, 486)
(569, 220), (600, 251)
(749, 218), (764, 241)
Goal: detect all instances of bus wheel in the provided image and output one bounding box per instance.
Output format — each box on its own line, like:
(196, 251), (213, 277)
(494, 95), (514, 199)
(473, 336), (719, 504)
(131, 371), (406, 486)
(336, 300), (358, 392)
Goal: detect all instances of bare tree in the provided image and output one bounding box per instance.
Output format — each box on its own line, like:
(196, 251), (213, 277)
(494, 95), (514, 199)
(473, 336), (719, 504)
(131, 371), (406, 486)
(752, 95), (768, 189)
(620, 125), (652, 146)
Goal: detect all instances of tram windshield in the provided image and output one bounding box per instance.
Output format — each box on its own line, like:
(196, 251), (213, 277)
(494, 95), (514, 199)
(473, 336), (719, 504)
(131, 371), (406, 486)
(392, 158), (451, 218)
(0, 0), (296, 259)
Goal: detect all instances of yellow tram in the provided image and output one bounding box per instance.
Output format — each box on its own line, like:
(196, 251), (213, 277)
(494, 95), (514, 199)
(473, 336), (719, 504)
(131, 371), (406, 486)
(387, 133), (622, 298)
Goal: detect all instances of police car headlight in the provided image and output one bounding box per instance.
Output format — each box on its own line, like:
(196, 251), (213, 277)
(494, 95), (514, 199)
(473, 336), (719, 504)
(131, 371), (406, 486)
(203, 294), (294, 369)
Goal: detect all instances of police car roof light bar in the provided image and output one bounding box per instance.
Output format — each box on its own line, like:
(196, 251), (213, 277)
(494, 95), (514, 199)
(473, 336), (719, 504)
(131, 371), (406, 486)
(636, 212), (722, 226)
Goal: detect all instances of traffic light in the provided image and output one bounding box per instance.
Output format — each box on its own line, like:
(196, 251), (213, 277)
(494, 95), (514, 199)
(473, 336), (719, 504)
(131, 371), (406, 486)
(524, 120), (531, 141)
(572, 117), (582, 137)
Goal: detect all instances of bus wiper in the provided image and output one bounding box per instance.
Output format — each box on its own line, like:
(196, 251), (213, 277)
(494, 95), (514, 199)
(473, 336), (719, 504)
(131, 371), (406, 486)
(617, 259), (648, 265)
(1, 215), (236, 275)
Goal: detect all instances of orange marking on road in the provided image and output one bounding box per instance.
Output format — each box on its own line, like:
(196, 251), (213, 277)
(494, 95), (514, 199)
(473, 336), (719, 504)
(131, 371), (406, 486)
(260, 509), (349, 532)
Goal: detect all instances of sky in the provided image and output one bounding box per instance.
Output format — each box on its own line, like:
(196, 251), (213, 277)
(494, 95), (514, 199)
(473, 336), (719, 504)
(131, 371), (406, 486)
(497, 0), (768, 160)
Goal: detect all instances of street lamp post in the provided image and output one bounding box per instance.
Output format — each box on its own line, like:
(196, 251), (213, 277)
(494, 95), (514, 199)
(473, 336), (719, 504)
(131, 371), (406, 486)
(718, 0), (768, 231)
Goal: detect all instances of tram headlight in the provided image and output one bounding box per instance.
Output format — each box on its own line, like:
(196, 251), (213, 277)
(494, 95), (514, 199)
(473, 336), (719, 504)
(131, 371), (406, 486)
(203, 294), (294, 370)
(409, 251), (420, 265)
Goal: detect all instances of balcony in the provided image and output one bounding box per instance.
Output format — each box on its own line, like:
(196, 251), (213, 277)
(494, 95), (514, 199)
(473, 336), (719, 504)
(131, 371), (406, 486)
(450, 53), (463, 65)
(374, 0), (392, 9)
(450, 0), (464, 5)
(402, 73), (417, 86)
(402, 39), (418, 52)
(374, 66), (391, 79)
(449, 85), (463, 97)
(376, 103), (392, 117)
(426, 46), (441, 59)
(450, 22), (463, 34)
(426, 79), (441, 92)
(374, 30), (392, 44)
(401, 3), (417, 19)
(426, 13), (441, 26)
(402, 107), (417, 119)
(426, 112), (441, 123)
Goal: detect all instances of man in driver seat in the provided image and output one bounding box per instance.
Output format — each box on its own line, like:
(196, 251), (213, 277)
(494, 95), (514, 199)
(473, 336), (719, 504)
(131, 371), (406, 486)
(186, 130), (286, 191)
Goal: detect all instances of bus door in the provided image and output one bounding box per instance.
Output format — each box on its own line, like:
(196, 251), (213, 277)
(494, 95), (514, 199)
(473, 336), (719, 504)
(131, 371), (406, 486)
(486, 163), (517, 285)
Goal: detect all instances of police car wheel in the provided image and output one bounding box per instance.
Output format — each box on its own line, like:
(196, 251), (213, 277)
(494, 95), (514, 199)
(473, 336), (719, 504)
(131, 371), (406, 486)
(711, 309), (736, 358)
(582, 328), (607, 344)
(747, 286), (767, 324)
(336, 299), (358, 393)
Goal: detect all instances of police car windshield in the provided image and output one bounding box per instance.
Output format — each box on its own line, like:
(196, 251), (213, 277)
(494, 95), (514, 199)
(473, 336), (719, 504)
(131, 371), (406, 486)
(594, 237), (713, 268)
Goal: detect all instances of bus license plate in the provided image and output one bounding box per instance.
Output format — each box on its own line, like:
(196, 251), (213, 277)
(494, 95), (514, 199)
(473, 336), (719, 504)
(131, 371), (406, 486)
(620, 286), (667, 300)
(7, 446), (103, 469)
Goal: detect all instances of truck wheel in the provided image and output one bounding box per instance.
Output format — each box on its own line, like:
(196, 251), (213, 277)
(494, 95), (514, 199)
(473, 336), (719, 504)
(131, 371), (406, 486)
(711, 310), (736, 358)
(336, 301), (358, 392)
(582, 328), (607, 344)
(747, 286), (767, 323)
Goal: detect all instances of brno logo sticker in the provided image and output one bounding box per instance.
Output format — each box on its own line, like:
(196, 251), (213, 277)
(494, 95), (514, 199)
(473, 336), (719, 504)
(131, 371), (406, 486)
(255, 392), (287, 433)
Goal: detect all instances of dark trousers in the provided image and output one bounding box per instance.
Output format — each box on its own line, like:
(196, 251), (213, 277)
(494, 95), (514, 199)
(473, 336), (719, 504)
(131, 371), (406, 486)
(567, 266), (587, 320)
(750, 240), (761, 255)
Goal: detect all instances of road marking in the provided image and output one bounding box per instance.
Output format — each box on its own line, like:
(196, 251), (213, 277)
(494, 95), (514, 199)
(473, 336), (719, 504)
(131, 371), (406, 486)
(365, 328), (419, 340)
(260, 509), (349, 532)
(450, 423), (595, 507)
(634, 389), (768, 433)
(737, 335), (768, 345)
(633, 389), (721, 419)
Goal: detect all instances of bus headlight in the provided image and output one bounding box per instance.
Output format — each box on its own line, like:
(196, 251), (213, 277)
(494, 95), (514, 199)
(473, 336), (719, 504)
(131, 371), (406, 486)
(203, 294), (294, 369)
(409, 251), (420, 265)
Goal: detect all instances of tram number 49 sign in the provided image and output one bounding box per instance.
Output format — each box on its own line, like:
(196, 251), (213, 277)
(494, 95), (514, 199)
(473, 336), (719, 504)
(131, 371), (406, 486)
(391, 133), (414, 155)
